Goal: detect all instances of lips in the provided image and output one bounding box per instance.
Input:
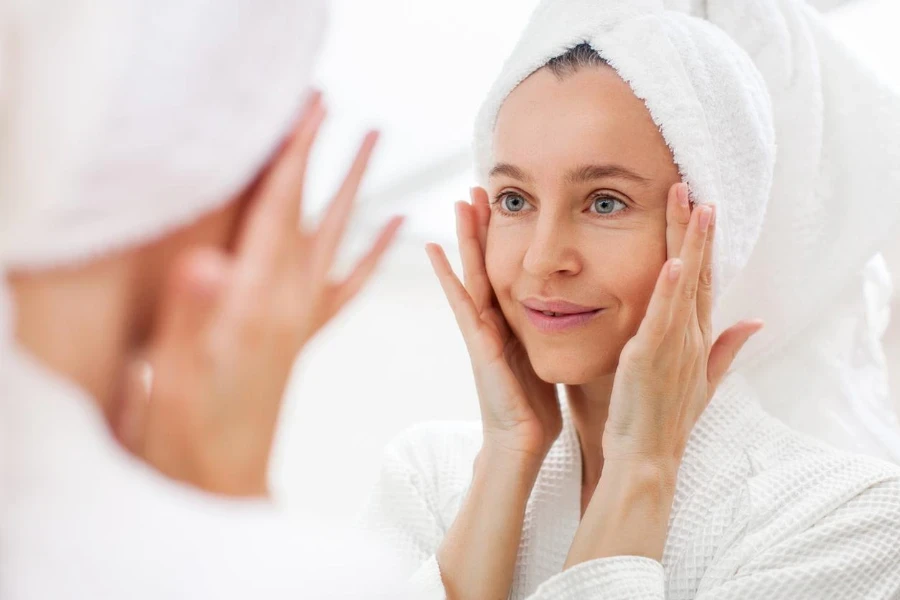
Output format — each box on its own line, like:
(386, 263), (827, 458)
(522, 298), (604, 333)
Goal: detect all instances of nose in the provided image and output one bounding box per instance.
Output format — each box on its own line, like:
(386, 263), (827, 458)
(522, 211), (582, 280)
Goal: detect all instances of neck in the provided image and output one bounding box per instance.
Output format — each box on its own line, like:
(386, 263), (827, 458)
(9, 255), (138, 418)
(565, 374), (616, 512)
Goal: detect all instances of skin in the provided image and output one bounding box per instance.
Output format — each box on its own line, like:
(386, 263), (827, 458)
(11, 92), (404, 497)
(426, 65), (762, 599)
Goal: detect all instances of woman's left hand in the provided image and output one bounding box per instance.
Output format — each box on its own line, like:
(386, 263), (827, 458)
(602, 182), (763, 468)
(564, 183), (763, 567)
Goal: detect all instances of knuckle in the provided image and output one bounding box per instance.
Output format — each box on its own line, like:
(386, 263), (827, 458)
(619, 340), (644, 365)
(682, 282), (698, 301)
(699, 265), (713, 289)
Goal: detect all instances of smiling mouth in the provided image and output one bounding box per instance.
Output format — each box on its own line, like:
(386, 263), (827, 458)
(523, 305), (604, 332)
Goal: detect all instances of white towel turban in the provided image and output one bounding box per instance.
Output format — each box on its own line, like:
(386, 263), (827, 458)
(474, 0), (900, 459)
(1, 0), (327, 270)
(474, 0), (776, 302)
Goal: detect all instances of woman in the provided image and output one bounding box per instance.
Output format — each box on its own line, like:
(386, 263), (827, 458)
(1, 1), (405, 597)
(362, 3), (900, 599)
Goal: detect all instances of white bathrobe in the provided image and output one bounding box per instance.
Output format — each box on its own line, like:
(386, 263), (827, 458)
(362, 373), (900, 599)
(0, 346), (405, 599)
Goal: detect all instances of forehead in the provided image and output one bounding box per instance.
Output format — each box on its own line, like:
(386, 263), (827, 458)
(492, 66), (674, 178)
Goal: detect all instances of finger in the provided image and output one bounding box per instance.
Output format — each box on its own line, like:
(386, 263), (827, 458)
(471, 186), (491, 253)
(310, 130), (380, 284)
(425, 243), (484, 347)
(665, 183), (691, 260)
(329, 216), (405, 314)
(635, 258), (683, 343)
(457, 201), (492, 314)
(707, 319), (765, 391)
(696, 205), (716, 347)
(671, 203), (713, 332)
(238, 91), (326, 267)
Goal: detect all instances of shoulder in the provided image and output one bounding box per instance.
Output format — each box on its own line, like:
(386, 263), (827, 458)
(739, 412), (900, 540)
(745, 412), (900, 491)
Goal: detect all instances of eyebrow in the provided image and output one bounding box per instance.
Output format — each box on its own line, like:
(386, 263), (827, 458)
(566, 164), (651, 186)
(489, 163), (533, 182)
(488, 162), (651, 185)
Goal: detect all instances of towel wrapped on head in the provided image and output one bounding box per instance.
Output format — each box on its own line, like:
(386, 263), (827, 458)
(474, 0), (776, 301)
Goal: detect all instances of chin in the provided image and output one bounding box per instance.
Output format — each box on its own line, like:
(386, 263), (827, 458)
(527, 344), (621, 385)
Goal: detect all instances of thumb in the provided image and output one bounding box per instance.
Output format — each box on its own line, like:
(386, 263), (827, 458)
(707, 319), (764, 392)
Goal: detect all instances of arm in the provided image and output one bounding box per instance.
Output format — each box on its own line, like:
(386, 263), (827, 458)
(437, 446), (543, 600)
(518, 462), (672, 599)
(360, 427), (546, 600)
(422, 188), (563, 599)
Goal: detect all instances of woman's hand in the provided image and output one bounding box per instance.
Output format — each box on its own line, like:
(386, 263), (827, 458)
(565, 183), (762, 567)
(602, 182), (762, 468)
(426, 188), (561, 600)
(426, 187), (561, 464)
(111, 92), (404, 497)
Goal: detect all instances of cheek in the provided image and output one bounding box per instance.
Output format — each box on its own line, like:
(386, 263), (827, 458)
(603, 232), (666, 321)
(484, 226), (526, 296)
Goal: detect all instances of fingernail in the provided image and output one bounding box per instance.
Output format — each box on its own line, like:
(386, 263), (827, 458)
(679, 184), (689, 209)
(668, 258), (683, 281)
(699, 206), (712, 232)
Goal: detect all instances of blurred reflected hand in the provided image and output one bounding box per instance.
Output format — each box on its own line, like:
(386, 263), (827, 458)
(111, 92), (403, 497)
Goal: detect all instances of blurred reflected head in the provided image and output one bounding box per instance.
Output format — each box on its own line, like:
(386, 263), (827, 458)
(485, 44), (680, 385)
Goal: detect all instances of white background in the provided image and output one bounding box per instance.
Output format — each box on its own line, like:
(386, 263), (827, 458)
(270, 0), (900, 520)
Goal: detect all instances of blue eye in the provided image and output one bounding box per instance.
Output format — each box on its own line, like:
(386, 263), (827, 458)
(592, 196), (626, 215)
(501, 193), (528, 213)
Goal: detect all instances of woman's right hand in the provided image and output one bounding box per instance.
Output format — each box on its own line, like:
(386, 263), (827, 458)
(426, 187), (561, 464)
(429, 188), (560, 600)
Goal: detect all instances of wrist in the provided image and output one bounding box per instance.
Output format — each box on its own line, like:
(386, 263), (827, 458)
(478, 441), (546, 479)
(599, 457), (678, 498)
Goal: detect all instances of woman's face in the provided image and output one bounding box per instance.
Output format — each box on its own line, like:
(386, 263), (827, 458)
(486, 64), (681, 384)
